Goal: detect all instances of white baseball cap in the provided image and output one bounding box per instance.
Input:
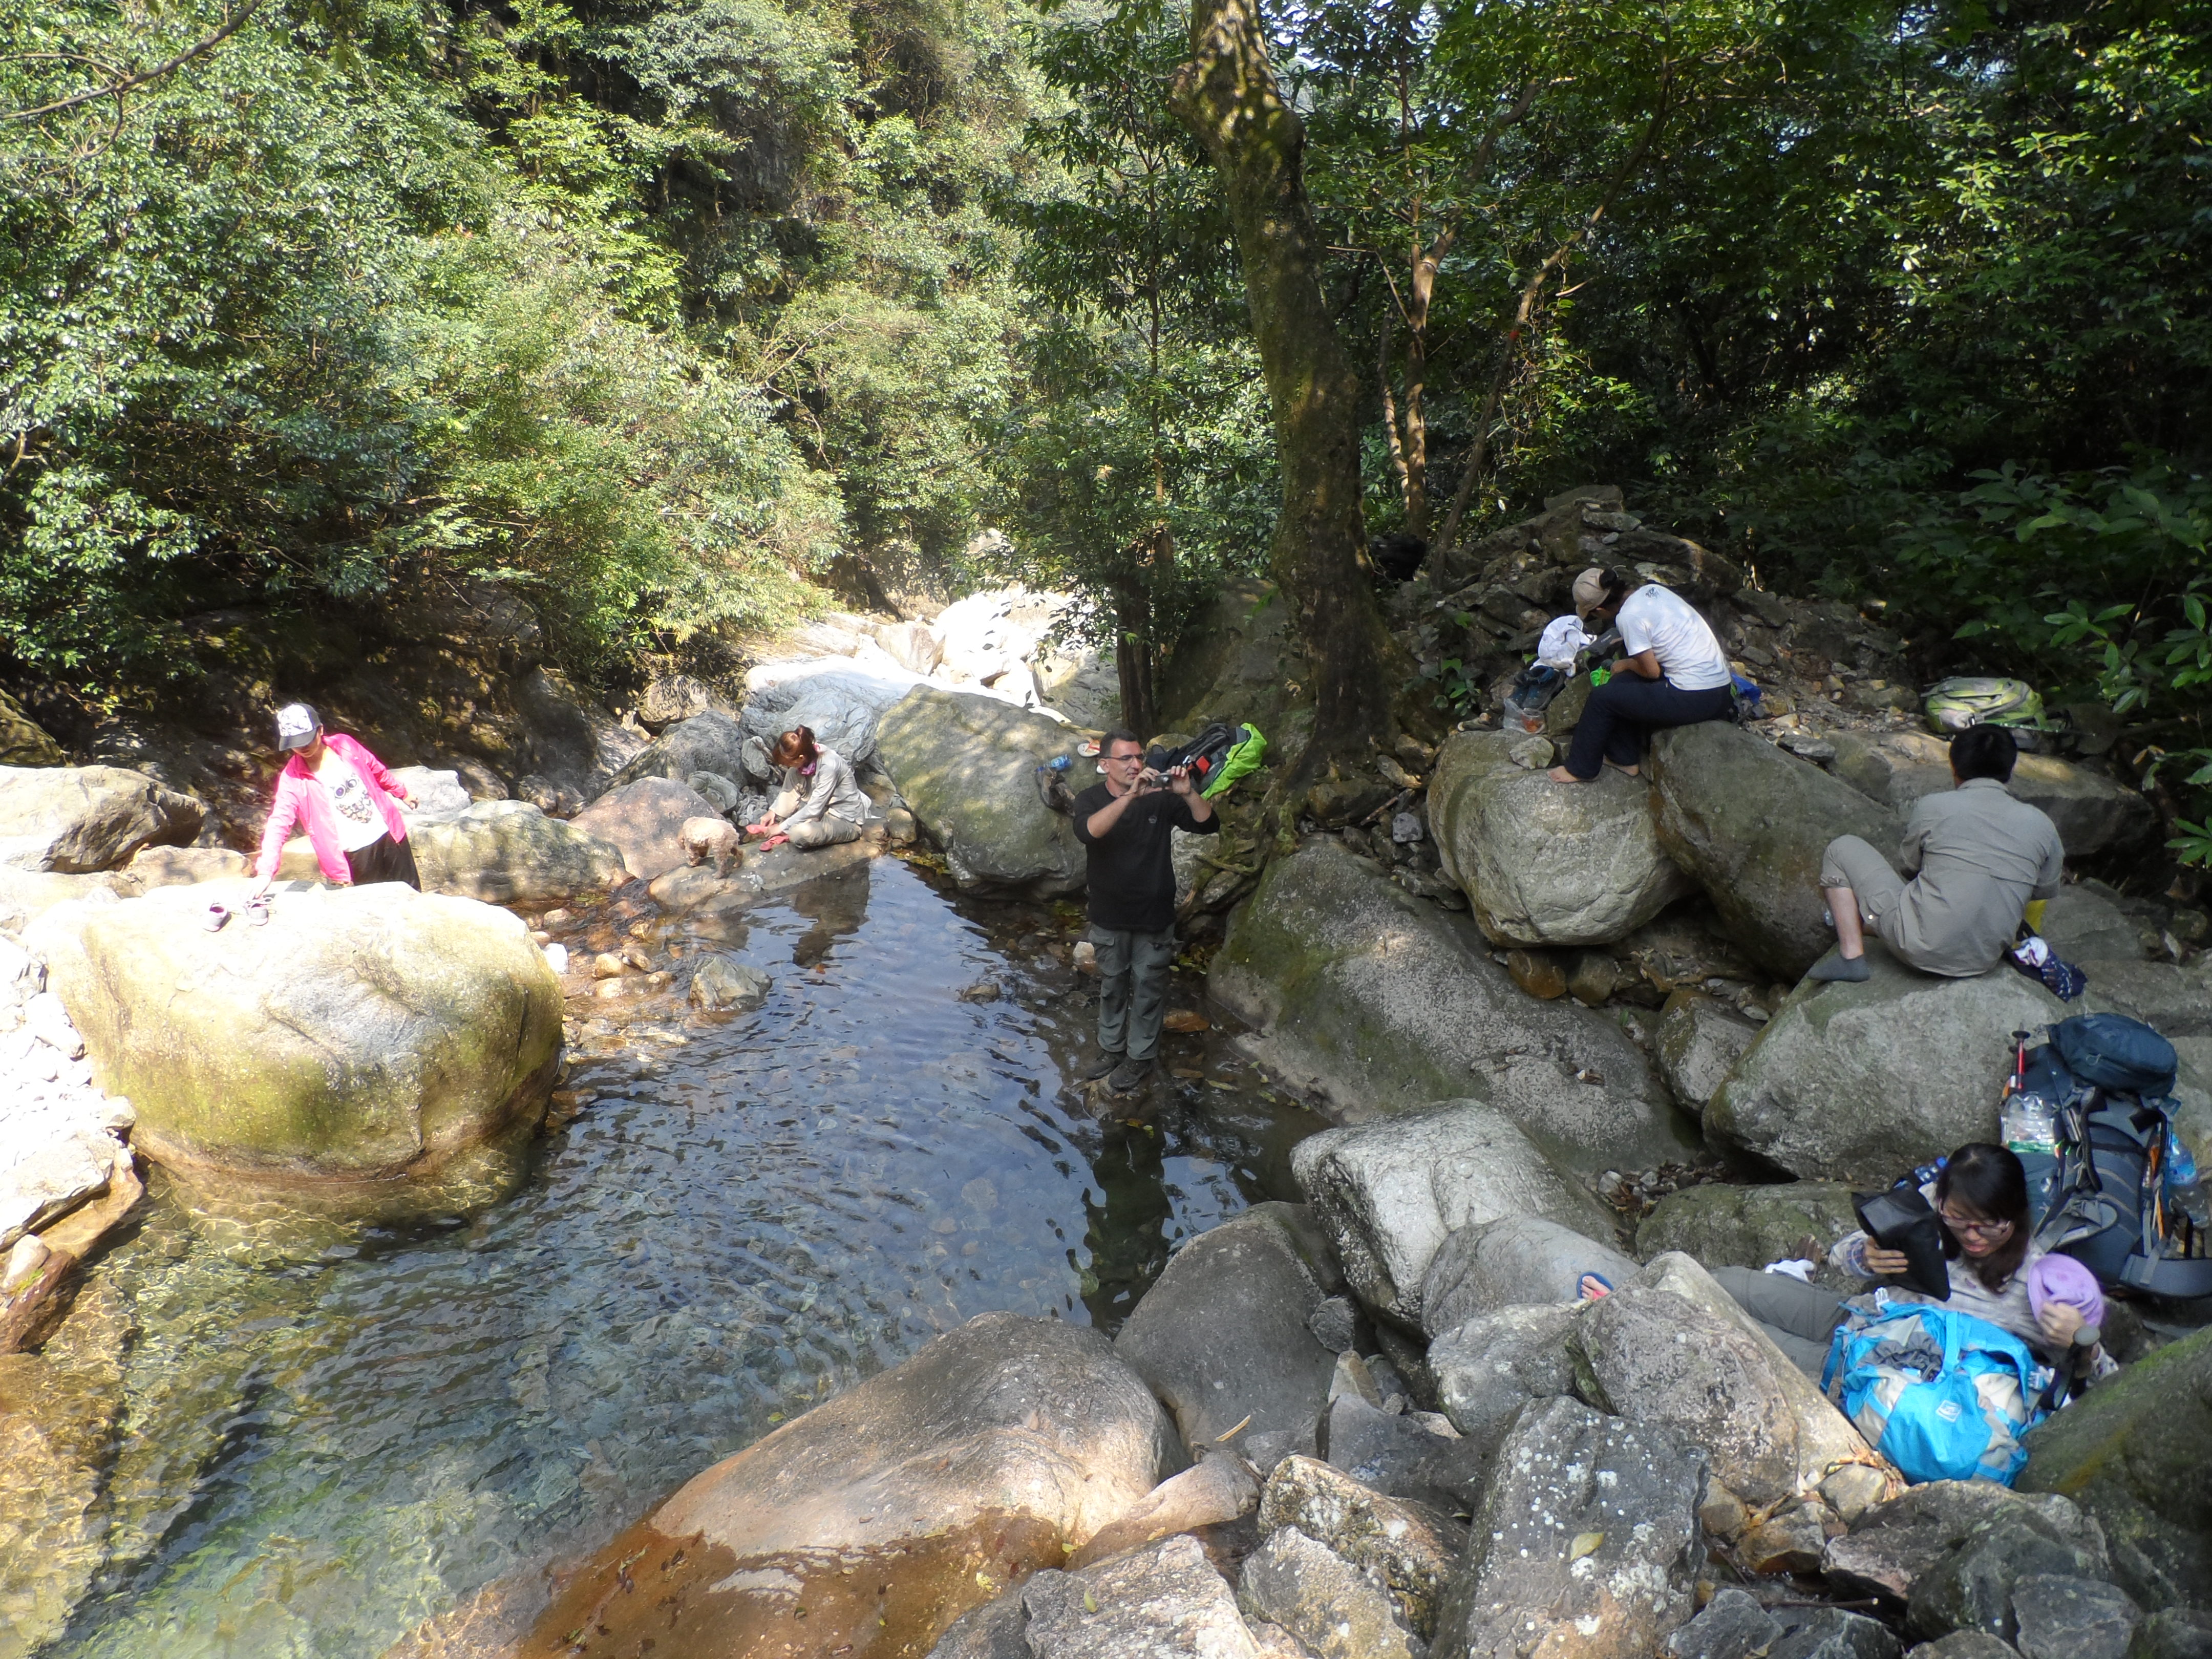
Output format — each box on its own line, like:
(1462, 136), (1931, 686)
(274, 703), (322, 751)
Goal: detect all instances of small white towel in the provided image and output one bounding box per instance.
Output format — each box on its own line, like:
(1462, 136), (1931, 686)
(1762, 1258), (1816, 1282)
(1536, 614), (1594, 670)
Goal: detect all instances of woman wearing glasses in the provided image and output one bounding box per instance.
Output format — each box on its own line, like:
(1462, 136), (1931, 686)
(1710, 1142), (2114, 1382)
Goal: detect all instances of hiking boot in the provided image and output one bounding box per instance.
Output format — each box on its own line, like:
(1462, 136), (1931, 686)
(1080, 1050), (1124, 1082)
(1108, 1057), (1155, 1093)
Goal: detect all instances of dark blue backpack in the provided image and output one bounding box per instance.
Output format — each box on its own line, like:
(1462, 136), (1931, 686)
(2016, 1015), (2212, 1300)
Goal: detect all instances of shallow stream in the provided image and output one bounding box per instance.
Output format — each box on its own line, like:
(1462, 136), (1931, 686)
(46, 854), (1323, 1657)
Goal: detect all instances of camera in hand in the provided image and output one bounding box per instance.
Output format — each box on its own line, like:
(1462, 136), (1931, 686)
(1853, 1186), (1952, 1300)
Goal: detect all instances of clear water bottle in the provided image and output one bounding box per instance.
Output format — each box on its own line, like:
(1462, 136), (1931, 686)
(2167, 1130), (2211, 1230)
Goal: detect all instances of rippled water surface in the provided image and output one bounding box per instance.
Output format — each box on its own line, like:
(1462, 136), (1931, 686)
(50, 854), (1323, 1658)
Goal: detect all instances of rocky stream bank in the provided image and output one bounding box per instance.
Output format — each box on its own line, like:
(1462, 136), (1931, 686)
(4, 511), (2210, 1658)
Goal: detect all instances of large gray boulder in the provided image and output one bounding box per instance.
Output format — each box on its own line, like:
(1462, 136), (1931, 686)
(1630, 1252), (1880, 1501)
(1827, 730), (2153, 856)
(2018, 1321), (2212, 1611)
(408, 801), (626, 904)
(1023, 1534), (1262, 1659)
(1290, 1103), (1619, 1330)
(0, 764), (203, 874)
(568, 775), (726, 881)
(1420, 1214), (1638, 1336)
(36, 883), (560, 1186)
(1433, 1397), (1705, 1659)
(740, 667), (910, 769)
(605, 710), (752, 791)
(1429, 730), (1691, 946)
(1824, 1483), (2108, 1610)
(516, 1312), (1180, 1658)
(1114, 1203), (1343, 1464)
(1707, 943), (2064, 1181)
(875, 688), (1091, 898)
(1214, 839), (1700, 1178)
(1648, 722), (1905, 980)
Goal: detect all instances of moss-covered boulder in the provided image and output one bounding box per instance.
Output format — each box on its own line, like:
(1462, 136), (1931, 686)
(1827, 729), (2153, 856)
(1635, 1180), (1860, 1269)
(1706, 943), (2063, 1181)
(875, 687), (1091, 898)
(2018, 1322), (2212, 1611)
(1429, 729), (1691, 947)
(1211, 837), (1699, 1178)
(39, 882), (560, 1186)
(1648, 723), (1904, 981)
(0, 690), (63, 768)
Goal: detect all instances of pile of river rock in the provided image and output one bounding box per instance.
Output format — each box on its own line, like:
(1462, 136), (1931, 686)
(5, 533), (2212, 1658)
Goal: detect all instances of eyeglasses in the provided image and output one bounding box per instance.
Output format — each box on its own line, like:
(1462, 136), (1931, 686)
(1103, 751), (1146, 765)
(1938, 1209), (2013, 1240)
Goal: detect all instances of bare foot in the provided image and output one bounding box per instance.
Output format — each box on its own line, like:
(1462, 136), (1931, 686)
(1547, 765), (1591, 783)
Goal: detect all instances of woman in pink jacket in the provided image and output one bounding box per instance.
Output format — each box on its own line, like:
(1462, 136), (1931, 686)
(244, 703), (419, 921)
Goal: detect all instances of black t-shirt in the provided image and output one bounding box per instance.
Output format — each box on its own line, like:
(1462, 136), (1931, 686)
(1071, 781), (1219, 934)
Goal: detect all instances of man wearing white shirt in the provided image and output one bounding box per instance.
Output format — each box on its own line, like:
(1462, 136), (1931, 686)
(1548, 567), (1735, 783)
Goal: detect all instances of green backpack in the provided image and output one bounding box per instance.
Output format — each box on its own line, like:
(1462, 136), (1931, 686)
(1924, 677), (2049, 735)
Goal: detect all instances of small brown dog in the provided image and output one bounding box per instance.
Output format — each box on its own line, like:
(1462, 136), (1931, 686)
(680, 816), (742, 876)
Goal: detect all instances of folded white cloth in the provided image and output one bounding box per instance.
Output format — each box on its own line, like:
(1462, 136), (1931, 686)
(1536, 614), (1594, 670)
(1762, 1258), (1817, 1282)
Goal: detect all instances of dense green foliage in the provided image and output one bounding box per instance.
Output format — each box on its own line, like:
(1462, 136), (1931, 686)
(5, 0), (2205, 846)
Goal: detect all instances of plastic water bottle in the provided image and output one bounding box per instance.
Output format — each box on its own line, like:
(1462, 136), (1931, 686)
(2167, 1130), (2211, 1230)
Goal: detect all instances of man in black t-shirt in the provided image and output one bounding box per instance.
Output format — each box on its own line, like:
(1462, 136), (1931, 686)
(1070, 727), (1219, 1092)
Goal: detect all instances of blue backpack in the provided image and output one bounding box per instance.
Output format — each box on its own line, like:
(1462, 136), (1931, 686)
(1822, 1301), (2053, 1486)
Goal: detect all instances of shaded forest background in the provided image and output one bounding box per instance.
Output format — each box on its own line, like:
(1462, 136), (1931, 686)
(3, 0), (2207, 842)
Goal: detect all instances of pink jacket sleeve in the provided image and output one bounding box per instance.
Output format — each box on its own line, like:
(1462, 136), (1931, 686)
(254, 776), (302, 880)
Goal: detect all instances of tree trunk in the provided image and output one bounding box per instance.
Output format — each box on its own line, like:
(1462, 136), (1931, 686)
(1115, 583), (1158, 739)
(1172, 0), (1396, 792)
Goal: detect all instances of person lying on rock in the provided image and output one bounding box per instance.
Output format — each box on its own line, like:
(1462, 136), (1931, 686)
(1710, 1141), (2115, 1383)
(1072, 728), (1218, 1094)
(1808, 724), (2063, 982)
(1547, 567), (1735, 784)
(244, 703), (419, 919)
(746, 725), (867, 850)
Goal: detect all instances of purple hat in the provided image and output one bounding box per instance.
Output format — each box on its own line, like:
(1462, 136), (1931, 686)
(2027, 1253), (2104, 1329)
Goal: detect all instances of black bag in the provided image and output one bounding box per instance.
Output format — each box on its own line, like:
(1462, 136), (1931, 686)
(1146, 721), (1240, 793)
(1854, 1185), (1952, 1300)
(2021, 1015), (2212, 1299)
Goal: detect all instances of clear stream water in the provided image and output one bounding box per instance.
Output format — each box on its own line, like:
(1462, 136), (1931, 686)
(46, 854), (1324, 1658)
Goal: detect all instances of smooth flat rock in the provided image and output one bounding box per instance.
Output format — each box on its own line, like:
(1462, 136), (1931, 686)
(569, 775), (726, 881)
(1429, 729), (1692, 947)
(1433, 1397), (1704, 1659)
(513, 1313), (1180, 1659)
(1215, 840), (1700, 1178)
(1114, 1203), (1343, 1462)
(0, 764), (203, 874)
(37, 882), (560, 1186)
(875, 688), (1091, 898)
(409, 801), (627, 903)
(2018, 1320), (2212, 1612)
(1649, 722), (1905, 980)
(1420, 1214), (1637, 1336)
(1827, 731), (2152, 856)
(1707, 942), (2065, 1181)
(1289, 1102), (1619, 1330)
(1655, 990), (1760, 1114)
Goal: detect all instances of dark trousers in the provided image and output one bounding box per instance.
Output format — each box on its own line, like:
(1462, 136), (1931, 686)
(1563, 675), (1734, 778)
(347, 831), (421, 889)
